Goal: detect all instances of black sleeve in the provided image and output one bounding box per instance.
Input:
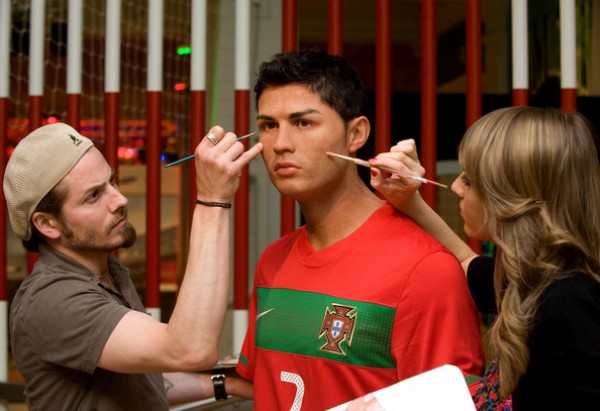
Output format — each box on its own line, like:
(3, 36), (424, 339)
(466, 255), (496, 316)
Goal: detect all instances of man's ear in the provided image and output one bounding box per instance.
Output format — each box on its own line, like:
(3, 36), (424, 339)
(346, 116), (371, 154)
(31, 212), (61, 240)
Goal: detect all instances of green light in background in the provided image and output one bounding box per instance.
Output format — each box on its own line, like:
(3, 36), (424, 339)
(177, 46), (191, 56)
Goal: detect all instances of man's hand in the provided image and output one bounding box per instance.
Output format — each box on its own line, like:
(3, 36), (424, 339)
(195, 126), (264, 204)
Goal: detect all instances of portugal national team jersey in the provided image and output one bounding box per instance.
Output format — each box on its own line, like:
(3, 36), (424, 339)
(237, 204), (484, 410)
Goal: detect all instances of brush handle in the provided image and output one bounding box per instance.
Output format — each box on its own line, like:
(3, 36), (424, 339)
(326, 151), (448, 188)
(164, 130), (259, 168)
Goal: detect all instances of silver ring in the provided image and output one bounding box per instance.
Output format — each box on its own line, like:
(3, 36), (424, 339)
(206, 132), (220, 145)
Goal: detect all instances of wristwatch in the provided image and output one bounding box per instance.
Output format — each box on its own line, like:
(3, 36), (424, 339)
(211, 368), (228, 401)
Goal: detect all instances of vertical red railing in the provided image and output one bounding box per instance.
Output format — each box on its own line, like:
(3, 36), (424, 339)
(189, 1), (207, 215)
(105, 0), (121, 181)
(375, 0), (391, 155)
(327, 0), (343, 56)
(280, 0), (297, 236)
(145, 0), (164, 319)
(511, 0), (529, 106)
(233, 0), (252, 353)
(420, 0), (437, 209)
(560, 0), (577, 112)
(26, 0), (46, 273)
(465, 0), (482, 254)
(66, 0), (83, 129)
(0, 0), (10, 388)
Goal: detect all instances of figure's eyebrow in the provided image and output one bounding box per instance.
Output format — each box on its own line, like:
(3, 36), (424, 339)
(256, 109), (322, 122)
(289, 109), (321, 120)
(256, 114), (275, 121)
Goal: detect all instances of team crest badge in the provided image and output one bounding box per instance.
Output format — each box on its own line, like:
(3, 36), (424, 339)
(318, 303), (357, 355)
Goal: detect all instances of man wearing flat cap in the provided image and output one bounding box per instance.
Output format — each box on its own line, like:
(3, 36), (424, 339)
(4, 123), (259, 409)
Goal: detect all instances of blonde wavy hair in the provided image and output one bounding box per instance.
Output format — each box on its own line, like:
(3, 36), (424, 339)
(458, 106), (600, 396)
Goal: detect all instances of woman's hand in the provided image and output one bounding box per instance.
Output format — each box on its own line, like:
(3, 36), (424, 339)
(369, 139), (424, 211)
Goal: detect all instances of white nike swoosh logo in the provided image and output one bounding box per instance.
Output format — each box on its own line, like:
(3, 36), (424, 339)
(256, 308), (275, 320)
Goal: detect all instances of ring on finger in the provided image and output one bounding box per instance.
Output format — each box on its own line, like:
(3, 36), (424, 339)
(206, 132), (220, 145)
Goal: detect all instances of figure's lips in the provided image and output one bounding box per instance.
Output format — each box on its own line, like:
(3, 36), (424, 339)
(274, 162), (301, 175)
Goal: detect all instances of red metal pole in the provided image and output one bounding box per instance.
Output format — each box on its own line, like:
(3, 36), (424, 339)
(375, 0), (391, 155)
(66, 94), (81, 130)
(560, 0), (577, 112)
(512, 89), (528, 106)
(145, 92), (162, 309)
(465, 0), (482, 254)
(104, 93), (120, 180)
(421, 0), (437, 210)
(28, 97), (43, 131)
(280, 0), (297, 236)
(328, 0), (343, 56)
(234, 90), (250, 311)
(561, 89), (577, 112)
(511, 0), (529, 106)
(282, 0), (297, 52)
(0, 97), (8, 301)
(27, 96), (43, 272)
(189, 91), (205, 214)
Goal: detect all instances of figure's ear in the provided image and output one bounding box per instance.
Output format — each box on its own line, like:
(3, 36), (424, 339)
(31, 212), (61, 240)
(346, 116), (371, 154)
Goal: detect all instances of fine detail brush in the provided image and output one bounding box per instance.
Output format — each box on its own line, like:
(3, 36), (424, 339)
(164, 130), (259, 168)
(326, 151), (448, 189)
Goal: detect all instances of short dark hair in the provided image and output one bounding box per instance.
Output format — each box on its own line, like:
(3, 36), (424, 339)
(22, 184), (67, 252)
(254, 49), (370, 123)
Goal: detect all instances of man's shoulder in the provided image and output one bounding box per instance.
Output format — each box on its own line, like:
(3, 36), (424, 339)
(377, 206), (452, 251)
(14, 254), (102, 314)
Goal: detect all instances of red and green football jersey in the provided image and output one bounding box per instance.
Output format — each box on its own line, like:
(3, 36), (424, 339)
(238, 204), (484, 410)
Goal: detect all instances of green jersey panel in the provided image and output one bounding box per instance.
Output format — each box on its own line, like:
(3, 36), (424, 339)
(255, 287), (396, 368)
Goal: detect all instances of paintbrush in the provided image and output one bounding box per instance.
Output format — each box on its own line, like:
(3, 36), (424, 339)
(326, 151), (448, 189)
(164, 130), (259, 168)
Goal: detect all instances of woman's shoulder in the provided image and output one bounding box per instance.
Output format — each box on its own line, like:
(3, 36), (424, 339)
(541, 272), (600, 306)
(536, 272), (600, 333)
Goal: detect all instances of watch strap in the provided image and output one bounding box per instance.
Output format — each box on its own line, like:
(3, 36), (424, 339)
(211, 368), (228, 401)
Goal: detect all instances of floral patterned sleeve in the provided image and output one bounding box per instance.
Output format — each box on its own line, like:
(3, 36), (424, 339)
(474, 359), (513, 411)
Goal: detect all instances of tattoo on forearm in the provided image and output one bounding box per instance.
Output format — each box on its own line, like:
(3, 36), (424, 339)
(164, 377), (174, 393)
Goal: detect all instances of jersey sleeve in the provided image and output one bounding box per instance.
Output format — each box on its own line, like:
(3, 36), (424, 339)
(392, 249), (485, 383)
(236, 286), (257, 382)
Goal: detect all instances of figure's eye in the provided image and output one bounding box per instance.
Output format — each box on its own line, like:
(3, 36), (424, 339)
(294, 119), (311, 128)
(258, 121), (277, 131)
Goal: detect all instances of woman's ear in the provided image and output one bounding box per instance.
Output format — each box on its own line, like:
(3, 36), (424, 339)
(346, 116), (371, 154)
(31, 212), (61, 240)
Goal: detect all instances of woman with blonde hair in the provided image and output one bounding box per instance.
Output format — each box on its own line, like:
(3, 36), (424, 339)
(370, 106), (600, 410)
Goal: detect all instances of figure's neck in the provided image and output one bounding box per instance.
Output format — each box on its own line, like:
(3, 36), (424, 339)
(301, 181), (383, 251)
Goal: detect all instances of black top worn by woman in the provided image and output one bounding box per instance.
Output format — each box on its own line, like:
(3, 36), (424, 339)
(467, 256), (600, 411)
